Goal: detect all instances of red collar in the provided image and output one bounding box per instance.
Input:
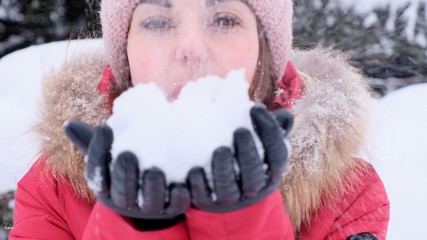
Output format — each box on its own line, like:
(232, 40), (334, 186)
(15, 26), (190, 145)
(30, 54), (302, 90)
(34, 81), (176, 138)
(272, 61), (302, 110)
(98, 62), (302, 112)
(98, 65), (117, 112)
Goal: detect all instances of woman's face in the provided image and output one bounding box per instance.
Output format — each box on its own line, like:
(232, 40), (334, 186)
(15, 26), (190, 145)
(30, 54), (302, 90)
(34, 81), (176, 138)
(127, 0), (259, 100)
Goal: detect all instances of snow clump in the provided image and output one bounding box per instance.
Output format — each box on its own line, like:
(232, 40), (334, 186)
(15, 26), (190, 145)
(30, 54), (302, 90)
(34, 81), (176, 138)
(107, 69), (262, 183)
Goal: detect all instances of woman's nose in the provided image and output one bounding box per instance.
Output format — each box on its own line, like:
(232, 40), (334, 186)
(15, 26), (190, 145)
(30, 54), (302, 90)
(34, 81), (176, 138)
(174, 28), (208, 65)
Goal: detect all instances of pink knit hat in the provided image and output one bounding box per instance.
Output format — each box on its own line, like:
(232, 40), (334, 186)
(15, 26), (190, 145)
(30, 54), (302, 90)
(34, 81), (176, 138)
(100, 0), (293, 87)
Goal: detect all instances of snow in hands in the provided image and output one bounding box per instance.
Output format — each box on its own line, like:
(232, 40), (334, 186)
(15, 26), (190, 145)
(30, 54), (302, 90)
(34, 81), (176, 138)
(107, 69), (264, 183)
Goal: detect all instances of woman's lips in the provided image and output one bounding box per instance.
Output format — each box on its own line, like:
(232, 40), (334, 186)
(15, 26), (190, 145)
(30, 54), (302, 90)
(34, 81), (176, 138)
(168, 84), (184, 101)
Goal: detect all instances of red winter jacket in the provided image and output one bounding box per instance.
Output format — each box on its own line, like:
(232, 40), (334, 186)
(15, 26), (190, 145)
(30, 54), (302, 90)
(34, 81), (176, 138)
(10, 49), (390, 239)
(10, 155), (388, 239)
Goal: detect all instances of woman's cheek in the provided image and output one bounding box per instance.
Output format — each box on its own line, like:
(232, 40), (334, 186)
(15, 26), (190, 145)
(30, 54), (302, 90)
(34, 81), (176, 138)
(129, 59), (152, 85)
(224, 36), (258, 79)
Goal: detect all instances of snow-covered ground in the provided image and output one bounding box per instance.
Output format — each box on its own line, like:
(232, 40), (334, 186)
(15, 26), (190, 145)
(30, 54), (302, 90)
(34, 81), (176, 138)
(0, 39), (103, 194)
(369, 83), (427, 239)
(1, 40), (426, 239)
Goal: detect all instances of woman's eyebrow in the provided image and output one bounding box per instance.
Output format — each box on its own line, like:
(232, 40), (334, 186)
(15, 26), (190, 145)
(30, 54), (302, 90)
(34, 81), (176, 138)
(139, 0), (173, 8)
(206, 0), (241, 7)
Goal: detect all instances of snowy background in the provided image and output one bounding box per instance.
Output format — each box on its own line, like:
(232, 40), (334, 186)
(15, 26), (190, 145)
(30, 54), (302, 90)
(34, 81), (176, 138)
(1, 0), (427, 239)
(314, 0), (427, 44)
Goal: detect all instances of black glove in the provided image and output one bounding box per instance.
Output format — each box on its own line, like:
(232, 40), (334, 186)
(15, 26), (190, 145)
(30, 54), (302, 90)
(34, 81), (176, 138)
(187, 104), (293, 212)
(64, 121), (190, 228)
(347, 233), (378, 240)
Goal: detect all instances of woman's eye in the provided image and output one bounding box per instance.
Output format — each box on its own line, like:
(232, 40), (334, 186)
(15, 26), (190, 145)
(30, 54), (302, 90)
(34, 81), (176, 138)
(140, 17), (172, 30)
(213, 13), (241, 29)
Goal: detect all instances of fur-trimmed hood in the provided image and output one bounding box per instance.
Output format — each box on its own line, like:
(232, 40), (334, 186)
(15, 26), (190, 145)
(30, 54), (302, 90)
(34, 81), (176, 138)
(33, 46), (373, 233)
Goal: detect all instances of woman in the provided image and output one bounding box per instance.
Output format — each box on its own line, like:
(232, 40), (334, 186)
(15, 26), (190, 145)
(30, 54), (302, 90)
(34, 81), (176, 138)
(10, 0), (389, 239)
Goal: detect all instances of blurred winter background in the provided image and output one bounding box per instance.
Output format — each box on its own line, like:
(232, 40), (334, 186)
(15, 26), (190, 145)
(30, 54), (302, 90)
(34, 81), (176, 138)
(1, 0), (427, 239)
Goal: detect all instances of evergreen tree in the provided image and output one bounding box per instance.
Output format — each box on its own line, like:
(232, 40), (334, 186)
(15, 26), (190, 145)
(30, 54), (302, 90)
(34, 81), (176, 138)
(293, 0), (427, 95)
(0, 0), (100, 58)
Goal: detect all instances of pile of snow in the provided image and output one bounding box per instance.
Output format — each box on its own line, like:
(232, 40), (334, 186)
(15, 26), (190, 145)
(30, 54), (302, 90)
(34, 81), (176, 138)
(108, 70), (261, 183)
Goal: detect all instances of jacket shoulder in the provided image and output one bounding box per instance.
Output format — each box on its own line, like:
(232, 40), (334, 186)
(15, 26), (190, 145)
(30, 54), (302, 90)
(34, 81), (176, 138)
(300, 161), (390, 239)
(12, 156), (93, 239)
(12, 156), (72, 238)
(283, 46), (376, 232)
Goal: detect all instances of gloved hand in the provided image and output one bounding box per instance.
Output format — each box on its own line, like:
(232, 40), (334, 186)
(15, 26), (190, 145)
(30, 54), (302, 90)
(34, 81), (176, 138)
(347, 233), (378, 240)
(187, 104), (293, 212)
(64, 121), (190, 225)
